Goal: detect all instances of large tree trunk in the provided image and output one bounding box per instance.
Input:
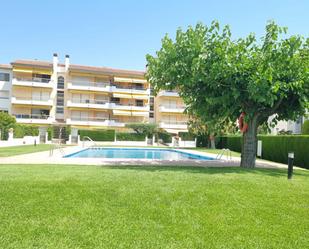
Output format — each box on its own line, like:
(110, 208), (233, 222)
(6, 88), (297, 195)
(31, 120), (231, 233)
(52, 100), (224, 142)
(209, 134), (216, 149)
(240, 115), (259, 168)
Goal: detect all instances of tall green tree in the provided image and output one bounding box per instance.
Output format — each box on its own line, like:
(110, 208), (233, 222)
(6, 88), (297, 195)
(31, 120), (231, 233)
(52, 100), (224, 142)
(0, 112), (16, 140)
(125, 123), (158, 138)
(146, 21), (309, 168)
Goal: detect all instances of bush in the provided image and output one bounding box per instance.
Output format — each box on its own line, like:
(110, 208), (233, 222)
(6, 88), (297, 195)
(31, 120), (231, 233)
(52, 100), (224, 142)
(216, 135), (309, 169)
(179, 132), (195, 141)
(219, 136), (242, 152)
(14, 124), (39, 138)
(156, 131), (172, 143)
(0, 112), (16, 140)
(302, 120), (309, 135)
(79, 129), (115, 141)
(116, 133), (145, 141)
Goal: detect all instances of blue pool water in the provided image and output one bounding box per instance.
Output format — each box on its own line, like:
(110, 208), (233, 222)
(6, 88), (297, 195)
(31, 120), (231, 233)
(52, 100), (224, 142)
(65, 148), (214, 160)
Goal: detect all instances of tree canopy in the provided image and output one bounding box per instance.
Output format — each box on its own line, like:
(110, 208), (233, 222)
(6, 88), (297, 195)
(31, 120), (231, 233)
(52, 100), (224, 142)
(146, 21), (309, 167)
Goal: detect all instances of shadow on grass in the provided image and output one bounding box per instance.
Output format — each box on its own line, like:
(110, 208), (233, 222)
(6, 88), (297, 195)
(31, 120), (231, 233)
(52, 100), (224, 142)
(101, 165), (306, 177)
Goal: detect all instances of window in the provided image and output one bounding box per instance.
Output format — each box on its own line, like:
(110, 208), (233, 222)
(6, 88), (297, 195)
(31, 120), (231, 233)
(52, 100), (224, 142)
(136, 100), (144, 107)
(56, 107), (64, 114)
(57, 76), (64, 89)
(0, 91), (9, 99)
(0, 73), (10, 82)
(149, 113), (154, 118)
(32, 74), (51, 83)
(111, 97), (120, 103)
(150, 106), (154, 111)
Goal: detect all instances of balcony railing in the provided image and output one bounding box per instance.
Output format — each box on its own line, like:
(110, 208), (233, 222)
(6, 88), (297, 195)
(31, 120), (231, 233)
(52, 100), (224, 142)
(112, 84), (147, 90)
(71, 116), (109, 122)
(71, 99), (109, 105)
(13, 96), (51, 102)
(71, 81), (110, 88)
(13, 114), (50, 120)
(14, 77), (52, 83)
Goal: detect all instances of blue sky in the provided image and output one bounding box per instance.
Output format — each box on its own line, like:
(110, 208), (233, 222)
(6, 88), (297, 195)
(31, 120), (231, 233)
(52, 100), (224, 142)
(1, 0), (308, 70)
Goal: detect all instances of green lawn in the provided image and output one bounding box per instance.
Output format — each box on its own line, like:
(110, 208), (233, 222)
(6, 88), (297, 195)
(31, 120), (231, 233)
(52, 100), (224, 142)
(0, 144), (51, 157)
(0, 165), (308, 249)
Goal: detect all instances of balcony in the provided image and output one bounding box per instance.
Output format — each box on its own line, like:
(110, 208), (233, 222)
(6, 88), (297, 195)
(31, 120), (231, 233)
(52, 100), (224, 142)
(11, 97), (53, 107)
(159, 105), (185, 113)
(66, 117), (125, 127)
(13, 114), (53, 124)
(12, 77), (53, 88)
(159, 121), (188, 130)
(67, 99), (110, 109)
(67, 81), (110, 92)
(110, 102), (150, 111)
(158, 90), (179, 97)
(111, 84), (149, 95)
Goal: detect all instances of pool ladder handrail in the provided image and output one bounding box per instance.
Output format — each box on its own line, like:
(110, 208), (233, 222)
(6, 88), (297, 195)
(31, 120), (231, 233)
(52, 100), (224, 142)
(82, 136), (97, 148)
(49, 141), (66, 157)
(216, 148), (232, 160)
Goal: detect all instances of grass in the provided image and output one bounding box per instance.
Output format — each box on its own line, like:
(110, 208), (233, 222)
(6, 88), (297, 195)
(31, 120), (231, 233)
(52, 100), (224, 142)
(0, 165), (308, 249)
(0, 144), (51, 157)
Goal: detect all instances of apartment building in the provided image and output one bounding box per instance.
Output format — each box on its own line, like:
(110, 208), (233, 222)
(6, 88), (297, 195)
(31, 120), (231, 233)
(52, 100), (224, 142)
(5, 54), (156, 142)
(154, 90), (188, 134)
(0, 64), (12, 113)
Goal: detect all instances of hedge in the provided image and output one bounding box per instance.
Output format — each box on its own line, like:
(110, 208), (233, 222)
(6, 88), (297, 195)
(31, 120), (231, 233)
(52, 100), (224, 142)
(156, 131), (172, 143)
(14, 124), (39, 138)
(302, 120), (309, 134)
(116, 133), (145, 141)
(179, 132), (195, 141)
(79, 129), (115, 141)
(217, 135), (309, 169)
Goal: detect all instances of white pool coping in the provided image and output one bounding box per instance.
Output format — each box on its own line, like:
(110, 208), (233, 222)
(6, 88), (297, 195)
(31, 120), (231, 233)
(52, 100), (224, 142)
(0, 145), (295, 169)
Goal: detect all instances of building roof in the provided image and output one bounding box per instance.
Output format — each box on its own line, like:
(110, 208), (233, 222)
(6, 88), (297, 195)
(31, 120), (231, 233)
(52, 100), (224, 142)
(10, 59), (146, 78)
(0, 64), (12, 69)
(11, 59), (53, 69)
(69, 64), (145, 78)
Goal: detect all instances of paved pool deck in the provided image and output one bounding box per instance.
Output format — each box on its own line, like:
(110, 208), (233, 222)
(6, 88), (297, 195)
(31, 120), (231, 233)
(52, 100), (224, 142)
(0, 145), (295, 170)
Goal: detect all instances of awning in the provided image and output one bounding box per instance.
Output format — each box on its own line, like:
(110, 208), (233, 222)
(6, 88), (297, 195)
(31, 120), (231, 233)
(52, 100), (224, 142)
(132, 111), (149, 117)
(114, 77), (147, 84)
(113, 110), (132, 116)
(13, 68), (52, 74)
(113, 93), (148, 100)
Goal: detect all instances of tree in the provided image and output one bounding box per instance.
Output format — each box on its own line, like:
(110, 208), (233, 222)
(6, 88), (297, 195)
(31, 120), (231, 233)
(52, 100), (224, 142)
(125, 123), (158, 138)
(146, 21), (309, 168)
(0, 112), (16, 140)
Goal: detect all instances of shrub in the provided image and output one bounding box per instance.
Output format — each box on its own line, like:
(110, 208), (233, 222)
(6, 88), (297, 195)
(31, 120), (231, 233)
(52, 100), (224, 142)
(302, 120), (309, 135)
(156, 131), (172, 143)
(116, 133), (145, 141)
(14, 124), (39, 138)
(0, 112), (16, 140)
(179, 132), (195, 141)
(79, 129), (115, 141)
(216, 135), (309, 169)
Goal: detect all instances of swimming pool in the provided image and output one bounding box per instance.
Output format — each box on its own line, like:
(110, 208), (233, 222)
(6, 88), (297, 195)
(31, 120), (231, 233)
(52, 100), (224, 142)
(65, 148), (214, 160)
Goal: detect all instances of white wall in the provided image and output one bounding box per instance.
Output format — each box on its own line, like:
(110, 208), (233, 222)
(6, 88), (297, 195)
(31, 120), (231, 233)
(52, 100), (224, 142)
(0, 68), (12, 113)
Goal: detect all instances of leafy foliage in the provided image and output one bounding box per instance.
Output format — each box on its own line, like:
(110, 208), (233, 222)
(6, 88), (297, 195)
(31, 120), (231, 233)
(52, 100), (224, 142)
(14, 124), (39, 138)
(116, 133), (145, 141)
(0, 112), (16, 140)
(125, 123), (158, 138)
(146, 21), (309, 167)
